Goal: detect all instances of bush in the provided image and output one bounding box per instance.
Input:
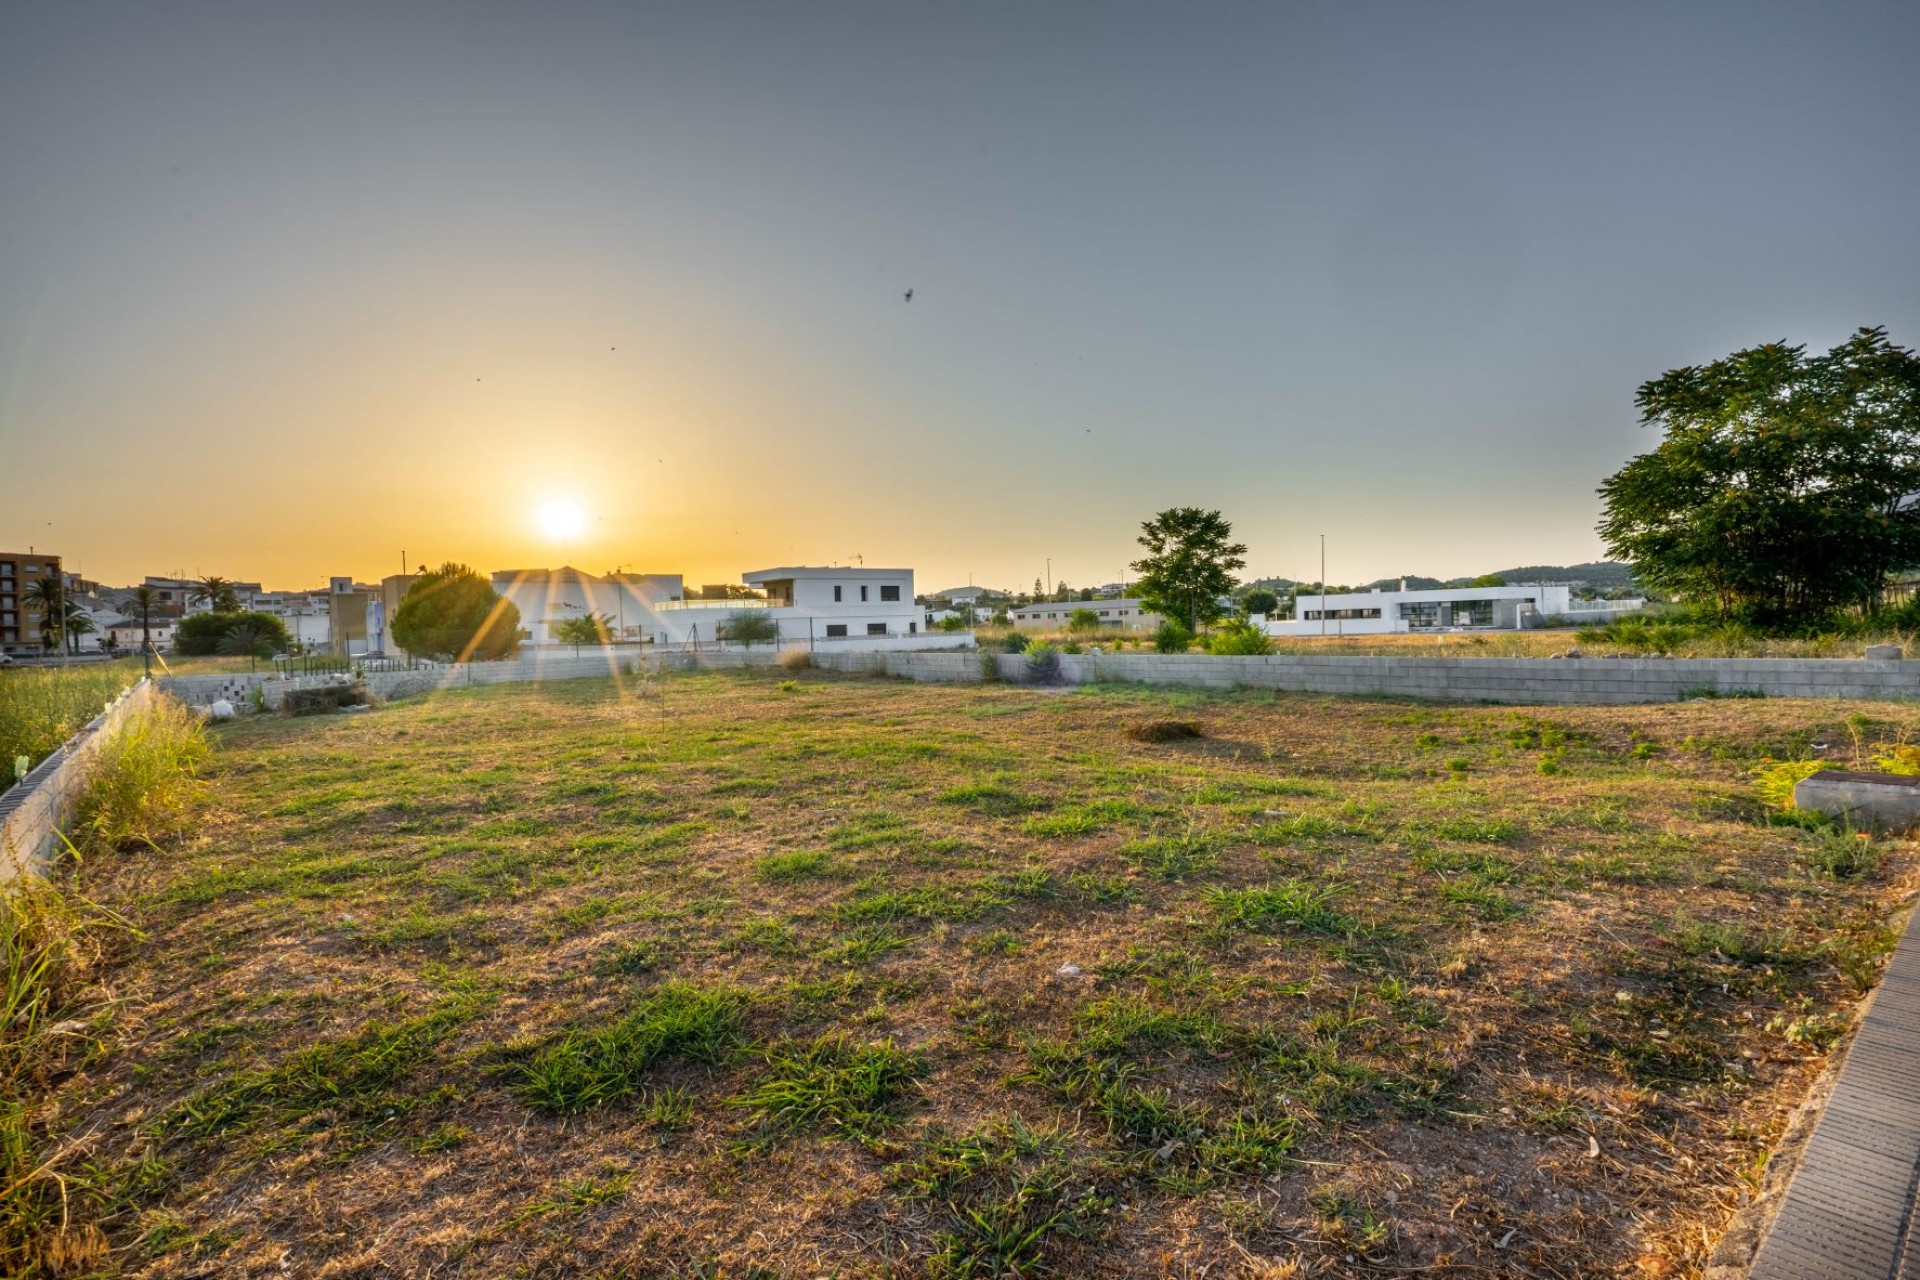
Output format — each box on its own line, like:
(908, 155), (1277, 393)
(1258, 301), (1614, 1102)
(1153, 621), (1193, 653)
(1126, 720), (1203, 743)
(281, 683), (370, 716)
(1204, 620), (1272, 656)
(776, 649), (812, 672)
(1024, 641), (1062, 685)
(392, 563), (520, 661)
(1066, 608), (1101, 636)
(1000, 632), (1030, 654)
(173, 610), (293, 657)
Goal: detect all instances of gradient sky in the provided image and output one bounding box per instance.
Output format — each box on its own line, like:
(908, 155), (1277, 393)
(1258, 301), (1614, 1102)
(4, 2), (1917, 593)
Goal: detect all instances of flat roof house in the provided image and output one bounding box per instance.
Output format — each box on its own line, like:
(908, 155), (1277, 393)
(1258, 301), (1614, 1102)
(1008, 598), (1164, 631)
(1263, 583), (1645, 637)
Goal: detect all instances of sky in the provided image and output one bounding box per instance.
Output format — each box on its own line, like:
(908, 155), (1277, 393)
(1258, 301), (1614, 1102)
(3, 1), (1917, 594)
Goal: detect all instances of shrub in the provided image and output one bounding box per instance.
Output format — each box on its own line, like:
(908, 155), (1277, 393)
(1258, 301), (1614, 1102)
(1000, 632), (1030, 654)
(1204, 620), (1272, 656)
(776, 649), (812, 672)
(1751, 759), (1839, 811)
(1153, 621), (1193, 653)
(1066, 608), (1101, 636)
(281, 683), (370, 716)
(1024, 642), (1062, 685)
(174, 610), (292, 657)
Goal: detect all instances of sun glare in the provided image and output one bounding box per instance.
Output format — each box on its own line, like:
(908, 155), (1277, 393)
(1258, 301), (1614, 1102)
(537, 498), (588, 541)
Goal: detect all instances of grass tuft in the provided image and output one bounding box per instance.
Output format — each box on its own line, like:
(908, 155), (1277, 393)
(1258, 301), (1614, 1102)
(508, 982), (746, 1114)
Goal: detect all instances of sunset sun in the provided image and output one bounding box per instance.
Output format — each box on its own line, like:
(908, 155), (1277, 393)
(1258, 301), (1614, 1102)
(536, 498), (587, 541)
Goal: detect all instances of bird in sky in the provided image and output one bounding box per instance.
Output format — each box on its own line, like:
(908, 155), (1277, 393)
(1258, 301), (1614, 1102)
(903, 288), (914, 303)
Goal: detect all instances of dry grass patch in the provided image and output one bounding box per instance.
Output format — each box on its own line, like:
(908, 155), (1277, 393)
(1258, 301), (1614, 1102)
(17, 670), (1918, 1278)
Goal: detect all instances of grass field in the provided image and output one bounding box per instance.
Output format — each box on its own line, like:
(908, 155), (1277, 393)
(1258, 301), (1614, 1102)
(38, 669), (1919, 1277)
(0, 662), (141, 774)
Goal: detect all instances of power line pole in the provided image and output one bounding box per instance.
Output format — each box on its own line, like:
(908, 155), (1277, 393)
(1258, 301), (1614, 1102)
(1320, 534), (1327, 639)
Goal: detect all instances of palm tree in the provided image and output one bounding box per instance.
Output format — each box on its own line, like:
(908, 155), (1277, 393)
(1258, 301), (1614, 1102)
(24, 577), (63, 654)
(60, 601), (95, 655)
(190, 576), (241, 613)
(126, 584), (162, 658)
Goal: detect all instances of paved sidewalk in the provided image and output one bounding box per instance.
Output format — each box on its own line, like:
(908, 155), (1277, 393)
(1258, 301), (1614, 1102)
(1748, 904), (1920, 1278)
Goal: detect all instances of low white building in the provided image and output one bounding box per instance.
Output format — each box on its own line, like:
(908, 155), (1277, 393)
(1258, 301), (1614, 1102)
(496, 565), (944, 649)
(1263, 583), (1645, 637)
(1008, 598), (1164, 631)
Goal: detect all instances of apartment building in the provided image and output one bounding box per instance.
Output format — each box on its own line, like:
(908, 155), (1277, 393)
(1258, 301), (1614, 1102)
(0, 551), (61, 654)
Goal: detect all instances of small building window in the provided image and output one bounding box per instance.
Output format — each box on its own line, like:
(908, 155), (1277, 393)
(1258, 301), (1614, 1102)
(860, 585), (870, 602)
(826, 624), (848, 637)
(880, 585), (900, 602)
(866, 623), (887, 636)
(909, 622), (917, 634)
(834, 586), (843, 602)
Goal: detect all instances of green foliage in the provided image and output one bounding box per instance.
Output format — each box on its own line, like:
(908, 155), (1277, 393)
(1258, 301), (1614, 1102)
(551, 613), (612, 647)
(1129, 508), (1247, 631)
(1598, 327), (1920, 627)
(1751, 759), (1838, 811)
(392, 562), (520, 661)
(1205, 882), (1355, 935)
(174, 611), (291, 657)
(1152, 620), (1193, 653)
(1000, 631), (1030, 654)
(722, 609), (780, 648)
(1024, 642), (1062, 685)
(74, 694), (209, 851)
(733, 1035), (925, 1138)
(1203, 620), (1272, 656)
(1239, 588), (1280, 617)
(508, 982), (746, 1114)
(0, 665), (138, 773)
(1065, 608), (1101, 636)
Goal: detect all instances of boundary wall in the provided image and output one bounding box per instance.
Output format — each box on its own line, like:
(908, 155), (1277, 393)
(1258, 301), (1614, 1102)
(0, 679), (158, 882)
(811, 650), (1920, 705)
(157, 649), (1920, 709)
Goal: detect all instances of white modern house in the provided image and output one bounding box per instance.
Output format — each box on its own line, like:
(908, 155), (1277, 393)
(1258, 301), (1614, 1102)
(1262, 582), (1645, 637)
(496, 565), (950, 650)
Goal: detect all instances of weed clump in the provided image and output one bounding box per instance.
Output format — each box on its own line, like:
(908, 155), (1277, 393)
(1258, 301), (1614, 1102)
(1125, 720), (1203, 744)
(73, 694), (208, 850)
(509, 982), (746, 1114)
(733, 1034), (925, 1139)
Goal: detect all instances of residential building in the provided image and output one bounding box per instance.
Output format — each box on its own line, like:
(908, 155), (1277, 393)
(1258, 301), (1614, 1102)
(1008, 598), (1164, 632)
(1262, 583), (1646, 637)
(0, 552), (61, 653)
(104, 615), (179, 652)
(495, 565), (936, 649)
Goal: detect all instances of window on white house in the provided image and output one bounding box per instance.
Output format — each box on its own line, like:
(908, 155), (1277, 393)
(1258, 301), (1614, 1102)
(880, 585), (900, 602)
(867, 623), (887, 635)
(860, 585), (869, 602)
(826, 624), (848, 637)
(834, 585), (842, 602)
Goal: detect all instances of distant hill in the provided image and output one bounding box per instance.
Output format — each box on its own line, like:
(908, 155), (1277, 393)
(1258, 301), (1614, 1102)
(1468, 562), (1638, 589)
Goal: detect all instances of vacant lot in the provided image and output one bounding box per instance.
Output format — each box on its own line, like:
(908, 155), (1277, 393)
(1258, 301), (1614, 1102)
(47, 670), (1918, 1277)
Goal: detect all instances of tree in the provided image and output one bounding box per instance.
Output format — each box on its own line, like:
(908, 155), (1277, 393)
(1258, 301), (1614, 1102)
(391, 563), (521, 661)
(1240, 588), (1280, 618)
(1130, 507), (1247, 632)
(24, 578), (63, 652)
(190, 576), (242, 613)
(125, 585), (163, 657)
(175, 611), (291, 656)
(1467, 574), (1505, 588)
(60, 601), (95, 654)
(722, 609), (780, 649)
(552, 613), (612, 651)
(1598, 327), (1920, 626)
(1066, 607), (1101, 636)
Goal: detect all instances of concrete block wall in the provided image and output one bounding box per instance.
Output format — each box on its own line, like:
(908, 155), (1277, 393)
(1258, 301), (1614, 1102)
(0, 680), (158, 882)
(815, 649), (1920, 705)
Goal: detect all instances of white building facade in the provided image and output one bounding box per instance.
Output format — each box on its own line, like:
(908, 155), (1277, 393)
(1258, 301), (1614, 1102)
(1008, 598), (1164, 631)
(1263, 583), (1645, 637)
(496, 565), (946, 650)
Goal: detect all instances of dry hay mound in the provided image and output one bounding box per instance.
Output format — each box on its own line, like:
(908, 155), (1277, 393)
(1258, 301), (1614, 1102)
(1126, 719), (1204, 744)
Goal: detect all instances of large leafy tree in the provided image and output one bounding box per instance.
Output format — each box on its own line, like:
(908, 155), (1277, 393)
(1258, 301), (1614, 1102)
(1130, 507), (1247, 631)
(1598, 327), (1920, 626)
(175, 611), (291, 656)
(392, 563), (521, 660)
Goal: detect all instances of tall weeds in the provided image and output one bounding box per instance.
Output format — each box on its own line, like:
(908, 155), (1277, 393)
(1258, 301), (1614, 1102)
(0, 665), (139, 780)
(1, 691), (204, 1274)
